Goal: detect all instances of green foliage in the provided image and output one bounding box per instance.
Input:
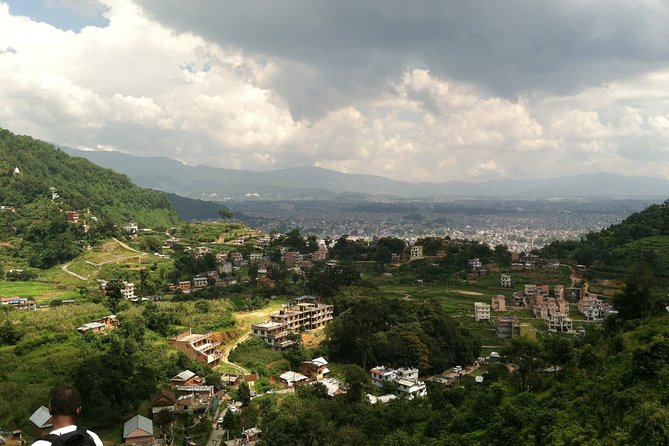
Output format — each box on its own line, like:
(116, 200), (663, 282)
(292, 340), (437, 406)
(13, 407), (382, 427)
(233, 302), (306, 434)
(541, 200), (669, 277)
(229, 337), (285, 376)
(238, 381), (251, 407)
(0, 319), (22, 345)
(306, 263), (362, 298)
(327, 296), (480, 373)
(0, 128), (180, 227)
(417, 237), (442, 256)
(614, 264), (665, 320)
(104, 279), (124, 314)
(0, 128), (181, 270)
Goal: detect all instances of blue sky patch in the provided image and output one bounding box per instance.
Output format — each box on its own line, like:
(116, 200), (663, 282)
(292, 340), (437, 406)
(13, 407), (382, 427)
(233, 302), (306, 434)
(5, 0), (109, 32)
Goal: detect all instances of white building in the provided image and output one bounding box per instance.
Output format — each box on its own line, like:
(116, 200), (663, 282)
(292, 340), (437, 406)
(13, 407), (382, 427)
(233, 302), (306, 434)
(474, 302), (491, 321)
(370, 366), (398, 387)
(500, 274), (513, 288)
(410, 245), (423, 260)
(396, 379), (428, 399)
(121, 281), (135, 299)
(369, 366), (427, 399)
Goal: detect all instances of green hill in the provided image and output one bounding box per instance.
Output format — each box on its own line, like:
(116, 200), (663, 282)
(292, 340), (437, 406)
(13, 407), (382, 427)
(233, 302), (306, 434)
(0, 128), (180, 227)
(0, 128), (181, 268)
(542, 200), (669, 279)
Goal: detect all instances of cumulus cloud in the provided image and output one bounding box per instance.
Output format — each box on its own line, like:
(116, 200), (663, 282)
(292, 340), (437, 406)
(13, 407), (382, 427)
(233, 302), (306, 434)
(468, 161), (506, 178)
(1, 0), (669, 182)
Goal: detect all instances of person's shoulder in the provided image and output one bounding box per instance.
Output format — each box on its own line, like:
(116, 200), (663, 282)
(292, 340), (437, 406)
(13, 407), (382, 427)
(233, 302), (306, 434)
(31, 440), (51, 446)
(84, 429), (103, 446)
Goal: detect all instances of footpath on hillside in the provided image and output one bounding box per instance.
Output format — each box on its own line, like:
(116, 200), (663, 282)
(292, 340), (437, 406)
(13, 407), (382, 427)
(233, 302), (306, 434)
(217, 301), (288, 374)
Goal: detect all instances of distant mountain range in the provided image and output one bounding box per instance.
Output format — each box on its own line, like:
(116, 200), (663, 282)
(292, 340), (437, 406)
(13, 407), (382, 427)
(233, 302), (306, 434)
(62, 147), (669, 200)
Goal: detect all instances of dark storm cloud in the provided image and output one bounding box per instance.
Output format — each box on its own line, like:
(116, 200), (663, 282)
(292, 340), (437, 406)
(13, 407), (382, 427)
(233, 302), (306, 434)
(135, 0), (669, 116)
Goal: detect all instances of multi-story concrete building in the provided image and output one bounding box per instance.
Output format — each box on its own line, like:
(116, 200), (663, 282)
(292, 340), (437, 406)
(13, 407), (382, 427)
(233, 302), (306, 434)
(252, 297), (334, 349)
(512, 322), (537, 341)
(285, 251), (302, 268)
(192, 276), (208, 288)
(370, 366), (398, 387)
(491, 295), (506, 311)
(496, 316), (518, 338)
(474, 302), (491, 321)
(410, 245), (423, 260)
(564, 287), (584, 302)
(66, 211), (80, 223)
(370, 366), (427, 399)
(121, 281), (135, 299)
(548, 312), (573, 333)
(578, 293), (615, 320)
(554, 285), (565, 299)
(168, 330), (223, 367)
(500, 274), (513, 288)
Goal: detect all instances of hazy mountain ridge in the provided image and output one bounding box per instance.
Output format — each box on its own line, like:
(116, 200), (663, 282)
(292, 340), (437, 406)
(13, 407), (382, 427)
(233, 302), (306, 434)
(62, 147), (669, 200)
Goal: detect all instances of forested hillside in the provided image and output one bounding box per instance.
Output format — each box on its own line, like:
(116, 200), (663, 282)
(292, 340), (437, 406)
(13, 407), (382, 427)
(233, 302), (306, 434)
(0, 128), (180, 228)
(541, 200), (669, 278)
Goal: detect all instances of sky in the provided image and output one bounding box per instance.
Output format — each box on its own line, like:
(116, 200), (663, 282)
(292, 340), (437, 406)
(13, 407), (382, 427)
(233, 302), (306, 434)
(1, 0), (669, 183)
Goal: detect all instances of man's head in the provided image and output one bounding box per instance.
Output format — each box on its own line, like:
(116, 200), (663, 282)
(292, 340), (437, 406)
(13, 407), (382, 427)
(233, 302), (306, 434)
(49, 386), (82, 418)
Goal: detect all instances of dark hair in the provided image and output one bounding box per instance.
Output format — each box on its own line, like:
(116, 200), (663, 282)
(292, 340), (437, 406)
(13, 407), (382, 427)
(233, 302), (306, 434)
(50, 386), (81, 417)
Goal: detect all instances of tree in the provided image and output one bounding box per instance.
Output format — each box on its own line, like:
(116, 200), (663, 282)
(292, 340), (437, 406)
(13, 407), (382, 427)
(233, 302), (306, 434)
(503, 337), (543, 391)
(248, 263), (259, 283)
(614, 264), (660, 321)
(342, 364), (369, 402)
(105, 279), (124, 313)
(194, 300), (211, 314)
(493, 244), (511, 266)
(283, 335), (307, 371)
(421, 238), (442, 256)
(0, 319), (21, 345)
(219, 208), (234, 220)
(238, 381), (251, 407)
(222, 410), (239, 434)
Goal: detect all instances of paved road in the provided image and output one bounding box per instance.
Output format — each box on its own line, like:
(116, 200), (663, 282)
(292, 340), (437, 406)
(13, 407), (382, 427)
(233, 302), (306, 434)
(207, 406), (229, 446)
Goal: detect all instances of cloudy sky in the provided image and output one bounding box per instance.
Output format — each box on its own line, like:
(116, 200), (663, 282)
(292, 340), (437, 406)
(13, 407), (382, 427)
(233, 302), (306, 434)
(2, 0), (669, 183)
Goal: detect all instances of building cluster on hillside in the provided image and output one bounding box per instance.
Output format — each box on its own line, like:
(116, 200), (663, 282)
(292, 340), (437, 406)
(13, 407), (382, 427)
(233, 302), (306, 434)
(495, 317), (537, 341)
(0, 296), (36, 311)
(252, 296), (334, 349)
(77, 314), (119, 334)
(510, 283), (574, 333)
(577, 293), (616, 320)
(369, 366), (427, 401)
(276, 356), (347, 397)
(467, 258), (487, 277)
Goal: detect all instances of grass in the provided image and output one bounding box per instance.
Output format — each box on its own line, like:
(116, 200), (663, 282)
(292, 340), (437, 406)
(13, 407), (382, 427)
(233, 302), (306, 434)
(228, 336), (287, 376)
(0, 280), (79, 302)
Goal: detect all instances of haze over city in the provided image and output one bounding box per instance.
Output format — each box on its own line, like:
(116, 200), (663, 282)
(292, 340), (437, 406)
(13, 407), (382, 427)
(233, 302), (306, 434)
(2, 0), (669, 183)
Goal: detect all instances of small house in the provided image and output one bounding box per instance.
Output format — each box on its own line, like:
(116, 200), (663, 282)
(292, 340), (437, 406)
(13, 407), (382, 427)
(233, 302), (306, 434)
(123, 415), (153, 444)
(29, 406), (52, 437)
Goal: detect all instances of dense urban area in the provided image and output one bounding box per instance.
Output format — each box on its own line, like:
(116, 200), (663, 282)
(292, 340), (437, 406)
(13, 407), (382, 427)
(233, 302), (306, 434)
(229, 198), (655, 252)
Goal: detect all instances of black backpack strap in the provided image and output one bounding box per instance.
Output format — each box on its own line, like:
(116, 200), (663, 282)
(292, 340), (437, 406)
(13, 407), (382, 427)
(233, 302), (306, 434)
(38, 427), (93, 446)
(37, 434), (64, 446)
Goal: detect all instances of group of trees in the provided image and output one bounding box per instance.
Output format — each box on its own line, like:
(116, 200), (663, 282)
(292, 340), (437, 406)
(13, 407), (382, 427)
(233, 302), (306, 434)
(541, 201), (669, 276)
(0, 127), (184, 271)
(0, 128), (181, 228)
(326, 294), (480, 374)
